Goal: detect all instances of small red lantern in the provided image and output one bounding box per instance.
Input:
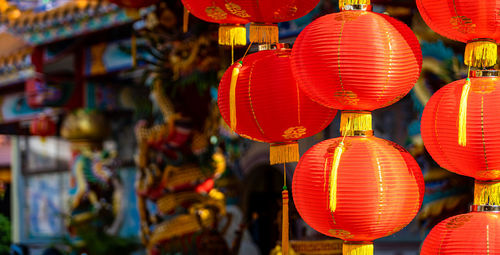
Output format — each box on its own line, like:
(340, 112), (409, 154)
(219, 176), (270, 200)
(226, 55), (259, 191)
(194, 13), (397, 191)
(218, 44), (337, 164)
(181, 0), (249, 47)
(417, 0), (500, 68)
(291, 2), (422, 111)
(292, 112), (424, 254)
(108, 0), (158, 8)
(421, 211), (500, 254)
(30, 115), (57, 138)
(421, 72), (500, 181)
(226, 0), (320, 44)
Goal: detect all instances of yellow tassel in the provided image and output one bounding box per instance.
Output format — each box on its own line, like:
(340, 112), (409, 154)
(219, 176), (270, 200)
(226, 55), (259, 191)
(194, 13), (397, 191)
(270, 142), (299, 165)
(329, 141), (345, 212)
(219, 24), (247, 46)
(458, 78), (471, 147)
(474, 181), (500, 205)
(131, 34), (137, 68)
(340, 111), (372, 136)
(249, 23), (279, 44)
(183, 7), (189, 33)
(464, 40), (498, 68)
(339, 0), (371, 9)
(230, 61), (242, 130)
(343, 242), (374, 255)
(282, 189), (289, 255)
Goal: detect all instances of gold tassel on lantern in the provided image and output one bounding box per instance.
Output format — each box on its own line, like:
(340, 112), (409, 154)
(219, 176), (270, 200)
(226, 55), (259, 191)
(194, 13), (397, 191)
(230, 61), (242, 130)
(282, 164), (289, 255)
(458, 78), (471, 147)
(131, 34), (137, 68)
(339, 0), (371, 9)
(183, 7), (189, 33)
(249, 23), (279, 44)
(464, 40), (498, 68)
(343, 242), (374, 255)
(474, 181), (500, 205)
(329, 141), (344, 212)
(270, 142), (299, 165)
(219, 24), (247, 46)
(340, 111), (372, 136)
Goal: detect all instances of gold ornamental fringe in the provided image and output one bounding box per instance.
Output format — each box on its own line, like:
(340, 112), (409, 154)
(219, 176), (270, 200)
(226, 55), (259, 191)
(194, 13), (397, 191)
(340, 111), (372, 136)
(458, 78), (471, 147)
(474, 181), (500, 205)
(464, 41), (498, 68)
(343, 242), (374, 255)
(219, 25), (247, 46)
(329, 141), (345, 212)
(339, 0), (371, 8)
(282, 189), (289, 255)
(250, 23), (279, 44)
(229, 61), (242, 130)
(270, 142), (299, 165)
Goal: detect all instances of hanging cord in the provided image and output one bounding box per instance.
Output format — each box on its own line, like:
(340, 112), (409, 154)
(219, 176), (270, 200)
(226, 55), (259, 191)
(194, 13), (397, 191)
(282, 163), (289, 255)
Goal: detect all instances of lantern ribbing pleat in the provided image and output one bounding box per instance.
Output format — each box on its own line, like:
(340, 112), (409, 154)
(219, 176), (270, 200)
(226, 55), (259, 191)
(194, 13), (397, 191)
(218, 48), (336, 164)
(291, 11), (422, 110)
(421, 77), (500, 180)
(292, 135), (423, 242)
(421, 212), (500, 254)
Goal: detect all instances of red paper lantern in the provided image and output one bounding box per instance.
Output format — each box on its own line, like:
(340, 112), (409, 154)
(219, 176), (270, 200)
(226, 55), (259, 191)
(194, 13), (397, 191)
(417, 0), (500, 68)
(181, 0), (249, 46)
(421, 73), (500, 180)
(421, 211), (500, 254)
(291, 7), (422, 111)
(292, 130), (424, 252)
(226, 0), (320, 44)
(30, 115), (57, 138)
(218, 45), (337, 164)
(108, 0), (158, 8)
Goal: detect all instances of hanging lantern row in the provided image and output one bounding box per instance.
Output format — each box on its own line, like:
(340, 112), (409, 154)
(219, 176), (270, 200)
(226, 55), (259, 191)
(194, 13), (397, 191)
(417, 0), (500, 252)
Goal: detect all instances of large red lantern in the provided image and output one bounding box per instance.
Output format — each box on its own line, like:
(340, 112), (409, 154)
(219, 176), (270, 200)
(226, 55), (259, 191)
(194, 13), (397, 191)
(421, 210), (500, 254)
(417, 0), (500, 68)
(291, 2), (422, 110)
(421, 72), (500, 181)
(108, 0), (158, 8)
(30, 115), (57, 138)
(218, 44), (337, 165)
(226, 0), (320, 44)
(181, 0), (249, 47)
(292, 112), (424, 254)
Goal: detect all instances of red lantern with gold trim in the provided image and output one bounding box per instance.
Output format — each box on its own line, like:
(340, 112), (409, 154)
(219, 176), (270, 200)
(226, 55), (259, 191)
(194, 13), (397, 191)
(181, 0), (249, 47)
(224, 0), (320, 44)
(30, 115), (57, 138)
(108, 0), (158, 8)
(292, 111), (424, 255)
(421, 71), (500, 181)
(217, 44), (337, 165)
(291, 0), (422, 111)
(417, 0), (500, 68)
(421, 211), (500, 254)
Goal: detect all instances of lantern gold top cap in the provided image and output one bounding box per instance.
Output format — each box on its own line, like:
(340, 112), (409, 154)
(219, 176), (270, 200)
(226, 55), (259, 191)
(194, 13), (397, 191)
(340, 0), (371, 11)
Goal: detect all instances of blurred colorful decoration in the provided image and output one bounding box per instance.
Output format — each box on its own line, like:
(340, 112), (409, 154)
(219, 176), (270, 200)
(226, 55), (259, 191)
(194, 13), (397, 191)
(293, 112), (424, 255)
(29, 114), (56, 138)
(25, 75), (74, 108)
(218, 44), (336, 165)
(108, 0), (158, 8)
(421, 210), (500, 254)
(181, 0), (249, 46)
(61, 109), (111, 145)
(228, 0), (320, 44)
(291, 0), (422, 111)
(417, 0), (500, 68)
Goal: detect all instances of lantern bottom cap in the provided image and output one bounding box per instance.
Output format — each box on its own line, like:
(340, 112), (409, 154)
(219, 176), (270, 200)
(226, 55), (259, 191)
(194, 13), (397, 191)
(465, 40), (498, 68)
(270, 142), (299, 165)
(343, 242), (373, 255)
(219, 24), (247, 47)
